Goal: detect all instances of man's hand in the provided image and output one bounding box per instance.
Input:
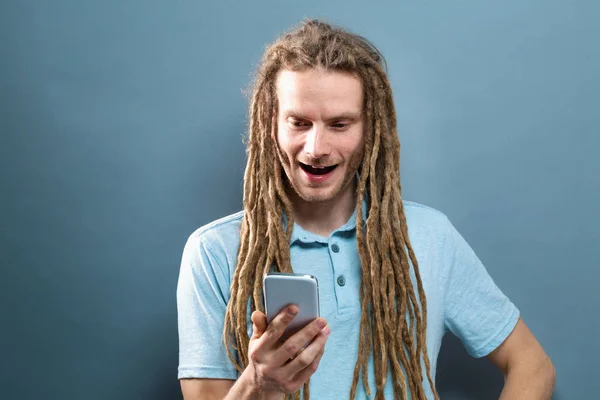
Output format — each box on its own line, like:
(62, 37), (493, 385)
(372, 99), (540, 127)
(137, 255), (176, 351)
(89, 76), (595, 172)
(242, 305), (330, 397)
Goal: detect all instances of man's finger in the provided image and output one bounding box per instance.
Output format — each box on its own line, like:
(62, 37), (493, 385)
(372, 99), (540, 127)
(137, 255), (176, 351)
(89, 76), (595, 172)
(272, 317), (327, 366)
(251, 311), (268, 339)
(286, 329), (329, 386)
(280, 324), (329, 376)
(260, 305), (298, 345)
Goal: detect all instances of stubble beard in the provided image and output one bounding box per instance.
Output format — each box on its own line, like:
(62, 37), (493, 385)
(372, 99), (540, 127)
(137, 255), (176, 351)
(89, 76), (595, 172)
(280, 148), (364, 205)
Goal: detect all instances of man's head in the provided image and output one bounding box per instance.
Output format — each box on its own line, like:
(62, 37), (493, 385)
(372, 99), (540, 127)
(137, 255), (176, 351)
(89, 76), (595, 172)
(275, 68), (364, 204)
(224, 20), (438, 400)
(242, 19), (399, 209)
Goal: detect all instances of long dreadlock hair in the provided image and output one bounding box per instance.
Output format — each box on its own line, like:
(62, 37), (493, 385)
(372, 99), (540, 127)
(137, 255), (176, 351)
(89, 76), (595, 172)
(223, 19), (439, 400)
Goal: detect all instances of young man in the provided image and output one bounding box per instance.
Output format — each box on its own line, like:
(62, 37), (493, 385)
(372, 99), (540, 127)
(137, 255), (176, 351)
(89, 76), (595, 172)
(177, 20), (555, 400)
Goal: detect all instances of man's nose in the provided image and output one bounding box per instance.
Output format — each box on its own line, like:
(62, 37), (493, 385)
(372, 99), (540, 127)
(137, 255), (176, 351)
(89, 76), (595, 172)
(304, 125), (331, 160)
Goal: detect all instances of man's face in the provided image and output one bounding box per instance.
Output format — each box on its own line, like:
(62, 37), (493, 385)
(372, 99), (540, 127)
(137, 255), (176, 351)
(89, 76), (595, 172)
(275, 68), (365, 204)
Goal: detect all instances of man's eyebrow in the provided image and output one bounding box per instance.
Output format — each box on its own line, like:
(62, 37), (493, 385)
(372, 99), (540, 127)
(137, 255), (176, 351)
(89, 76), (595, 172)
(284, 111), (362, 121)
(325, 112), (362, 121)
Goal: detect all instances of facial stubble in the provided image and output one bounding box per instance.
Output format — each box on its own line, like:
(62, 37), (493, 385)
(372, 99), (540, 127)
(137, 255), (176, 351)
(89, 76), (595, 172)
(275, 139), (365, 204)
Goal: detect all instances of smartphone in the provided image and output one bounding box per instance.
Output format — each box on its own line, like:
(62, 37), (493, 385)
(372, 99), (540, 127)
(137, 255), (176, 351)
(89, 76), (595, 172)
(263, 272), (320, 341)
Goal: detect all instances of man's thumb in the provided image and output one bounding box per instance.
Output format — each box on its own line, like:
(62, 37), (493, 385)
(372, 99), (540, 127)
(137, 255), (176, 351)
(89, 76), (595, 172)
(251, 310), (267, 339)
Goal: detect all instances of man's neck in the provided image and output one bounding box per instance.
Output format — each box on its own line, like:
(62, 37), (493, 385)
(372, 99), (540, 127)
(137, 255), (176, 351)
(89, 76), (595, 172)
(288, 182), (357, 237)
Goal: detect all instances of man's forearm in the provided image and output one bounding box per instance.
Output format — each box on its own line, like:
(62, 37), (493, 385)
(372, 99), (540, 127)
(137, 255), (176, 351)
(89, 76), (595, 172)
(498, 361), (556, 400)
(225, 368), (283, 400)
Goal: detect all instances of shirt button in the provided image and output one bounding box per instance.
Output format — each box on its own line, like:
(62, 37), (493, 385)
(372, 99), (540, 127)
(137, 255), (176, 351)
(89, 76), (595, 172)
(331, 244), (340, 253)
(337, 275), (346, 286)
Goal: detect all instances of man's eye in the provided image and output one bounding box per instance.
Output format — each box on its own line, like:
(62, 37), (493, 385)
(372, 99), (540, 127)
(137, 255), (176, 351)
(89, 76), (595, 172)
(332, 123), (347, 129)
(290, 120), (309, 127)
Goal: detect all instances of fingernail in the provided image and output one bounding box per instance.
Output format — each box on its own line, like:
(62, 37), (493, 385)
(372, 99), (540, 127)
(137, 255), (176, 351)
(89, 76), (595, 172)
(322, 325), (331, 336)
(316, 318), (326, 329)
(287, 306), (298, 315)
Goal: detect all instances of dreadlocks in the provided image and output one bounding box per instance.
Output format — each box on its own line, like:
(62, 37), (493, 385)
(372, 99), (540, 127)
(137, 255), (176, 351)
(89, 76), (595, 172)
(223, 19), (439, 400)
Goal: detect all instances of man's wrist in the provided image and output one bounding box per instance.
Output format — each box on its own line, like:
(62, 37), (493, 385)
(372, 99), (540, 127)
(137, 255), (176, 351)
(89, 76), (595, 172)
(225, 366), (283, 400)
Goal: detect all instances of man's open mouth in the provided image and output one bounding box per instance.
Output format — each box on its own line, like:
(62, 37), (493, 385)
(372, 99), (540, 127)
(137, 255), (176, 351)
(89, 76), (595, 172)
(299, 162), (338, 176)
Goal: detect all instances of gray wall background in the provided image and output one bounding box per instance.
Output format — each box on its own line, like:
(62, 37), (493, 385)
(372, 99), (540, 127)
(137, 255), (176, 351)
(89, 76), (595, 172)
(1, 0), (598, 399)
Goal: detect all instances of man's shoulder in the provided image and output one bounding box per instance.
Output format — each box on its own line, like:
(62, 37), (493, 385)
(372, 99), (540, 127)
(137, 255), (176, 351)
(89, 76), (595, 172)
(402, 200), (450, 228)
(187, 210), (244, 249)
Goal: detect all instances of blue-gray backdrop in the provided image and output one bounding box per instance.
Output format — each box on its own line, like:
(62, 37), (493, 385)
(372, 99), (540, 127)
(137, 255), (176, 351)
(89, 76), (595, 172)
(1, 0), (598, 399)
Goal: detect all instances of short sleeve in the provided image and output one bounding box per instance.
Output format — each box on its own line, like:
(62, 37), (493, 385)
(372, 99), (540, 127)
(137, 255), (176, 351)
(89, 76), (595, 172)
(176, 232), (238, 379)
(441, 219), (520, 358)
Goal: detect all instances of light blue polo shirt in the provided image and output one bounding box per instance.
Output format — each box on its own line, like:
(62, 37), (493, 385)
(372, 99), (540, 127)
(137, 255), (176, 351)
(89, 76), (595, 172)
(177, 201), (519, 399)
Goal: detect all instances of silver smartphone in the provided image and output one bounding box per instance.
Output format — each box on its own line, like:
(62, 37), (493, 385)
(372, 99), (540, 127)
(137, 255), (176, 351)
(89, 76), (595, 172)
(263, 272), (320, 341)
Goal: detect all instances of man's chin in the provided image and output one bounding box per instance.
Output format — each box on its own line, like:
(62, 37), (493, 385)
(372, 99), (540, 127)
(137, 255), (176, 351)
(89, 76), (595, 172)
(295, 187), (337, 204)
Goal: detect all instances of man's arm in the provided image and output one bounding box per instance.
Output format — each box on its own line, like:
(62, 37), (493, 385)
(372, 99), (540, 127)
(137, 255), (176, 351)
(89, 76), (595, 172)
(180, 370), (285, 400)
(180, 379), (234, 400)
(179, 307), (329, 400)
(487, 317), (556, 400)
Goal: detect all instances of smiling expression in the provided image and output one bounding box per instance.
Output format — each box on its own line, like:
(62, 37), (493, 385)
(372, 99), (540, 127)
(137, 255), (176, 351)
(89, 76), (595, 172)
(275, 68), (365, 204)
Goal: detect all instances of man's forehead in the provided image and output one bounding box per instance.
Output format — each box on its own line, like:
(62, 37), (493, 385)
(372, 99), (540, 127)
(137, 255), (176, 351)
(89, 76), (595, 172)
(275, 69), (364, 117)
(275, 68), (362, 90)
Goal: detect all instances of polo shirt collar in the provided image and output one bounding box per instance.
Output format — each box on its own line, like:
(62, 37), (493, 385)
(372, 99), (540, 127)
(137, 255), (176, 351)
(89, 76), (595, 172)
(284, 198), (368, 245)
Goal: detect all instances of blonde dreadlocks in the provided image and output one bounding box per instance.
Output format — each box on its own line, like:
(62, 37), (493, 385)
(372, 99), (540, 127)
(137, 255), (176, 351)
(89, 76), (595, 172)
(223, 19), (439, 400)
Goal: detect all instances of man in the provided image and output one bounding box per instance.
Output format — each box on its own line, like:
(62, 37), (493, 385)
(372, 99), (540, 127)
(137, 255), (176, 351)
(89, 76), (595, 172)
(177, 20), (555, 400)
